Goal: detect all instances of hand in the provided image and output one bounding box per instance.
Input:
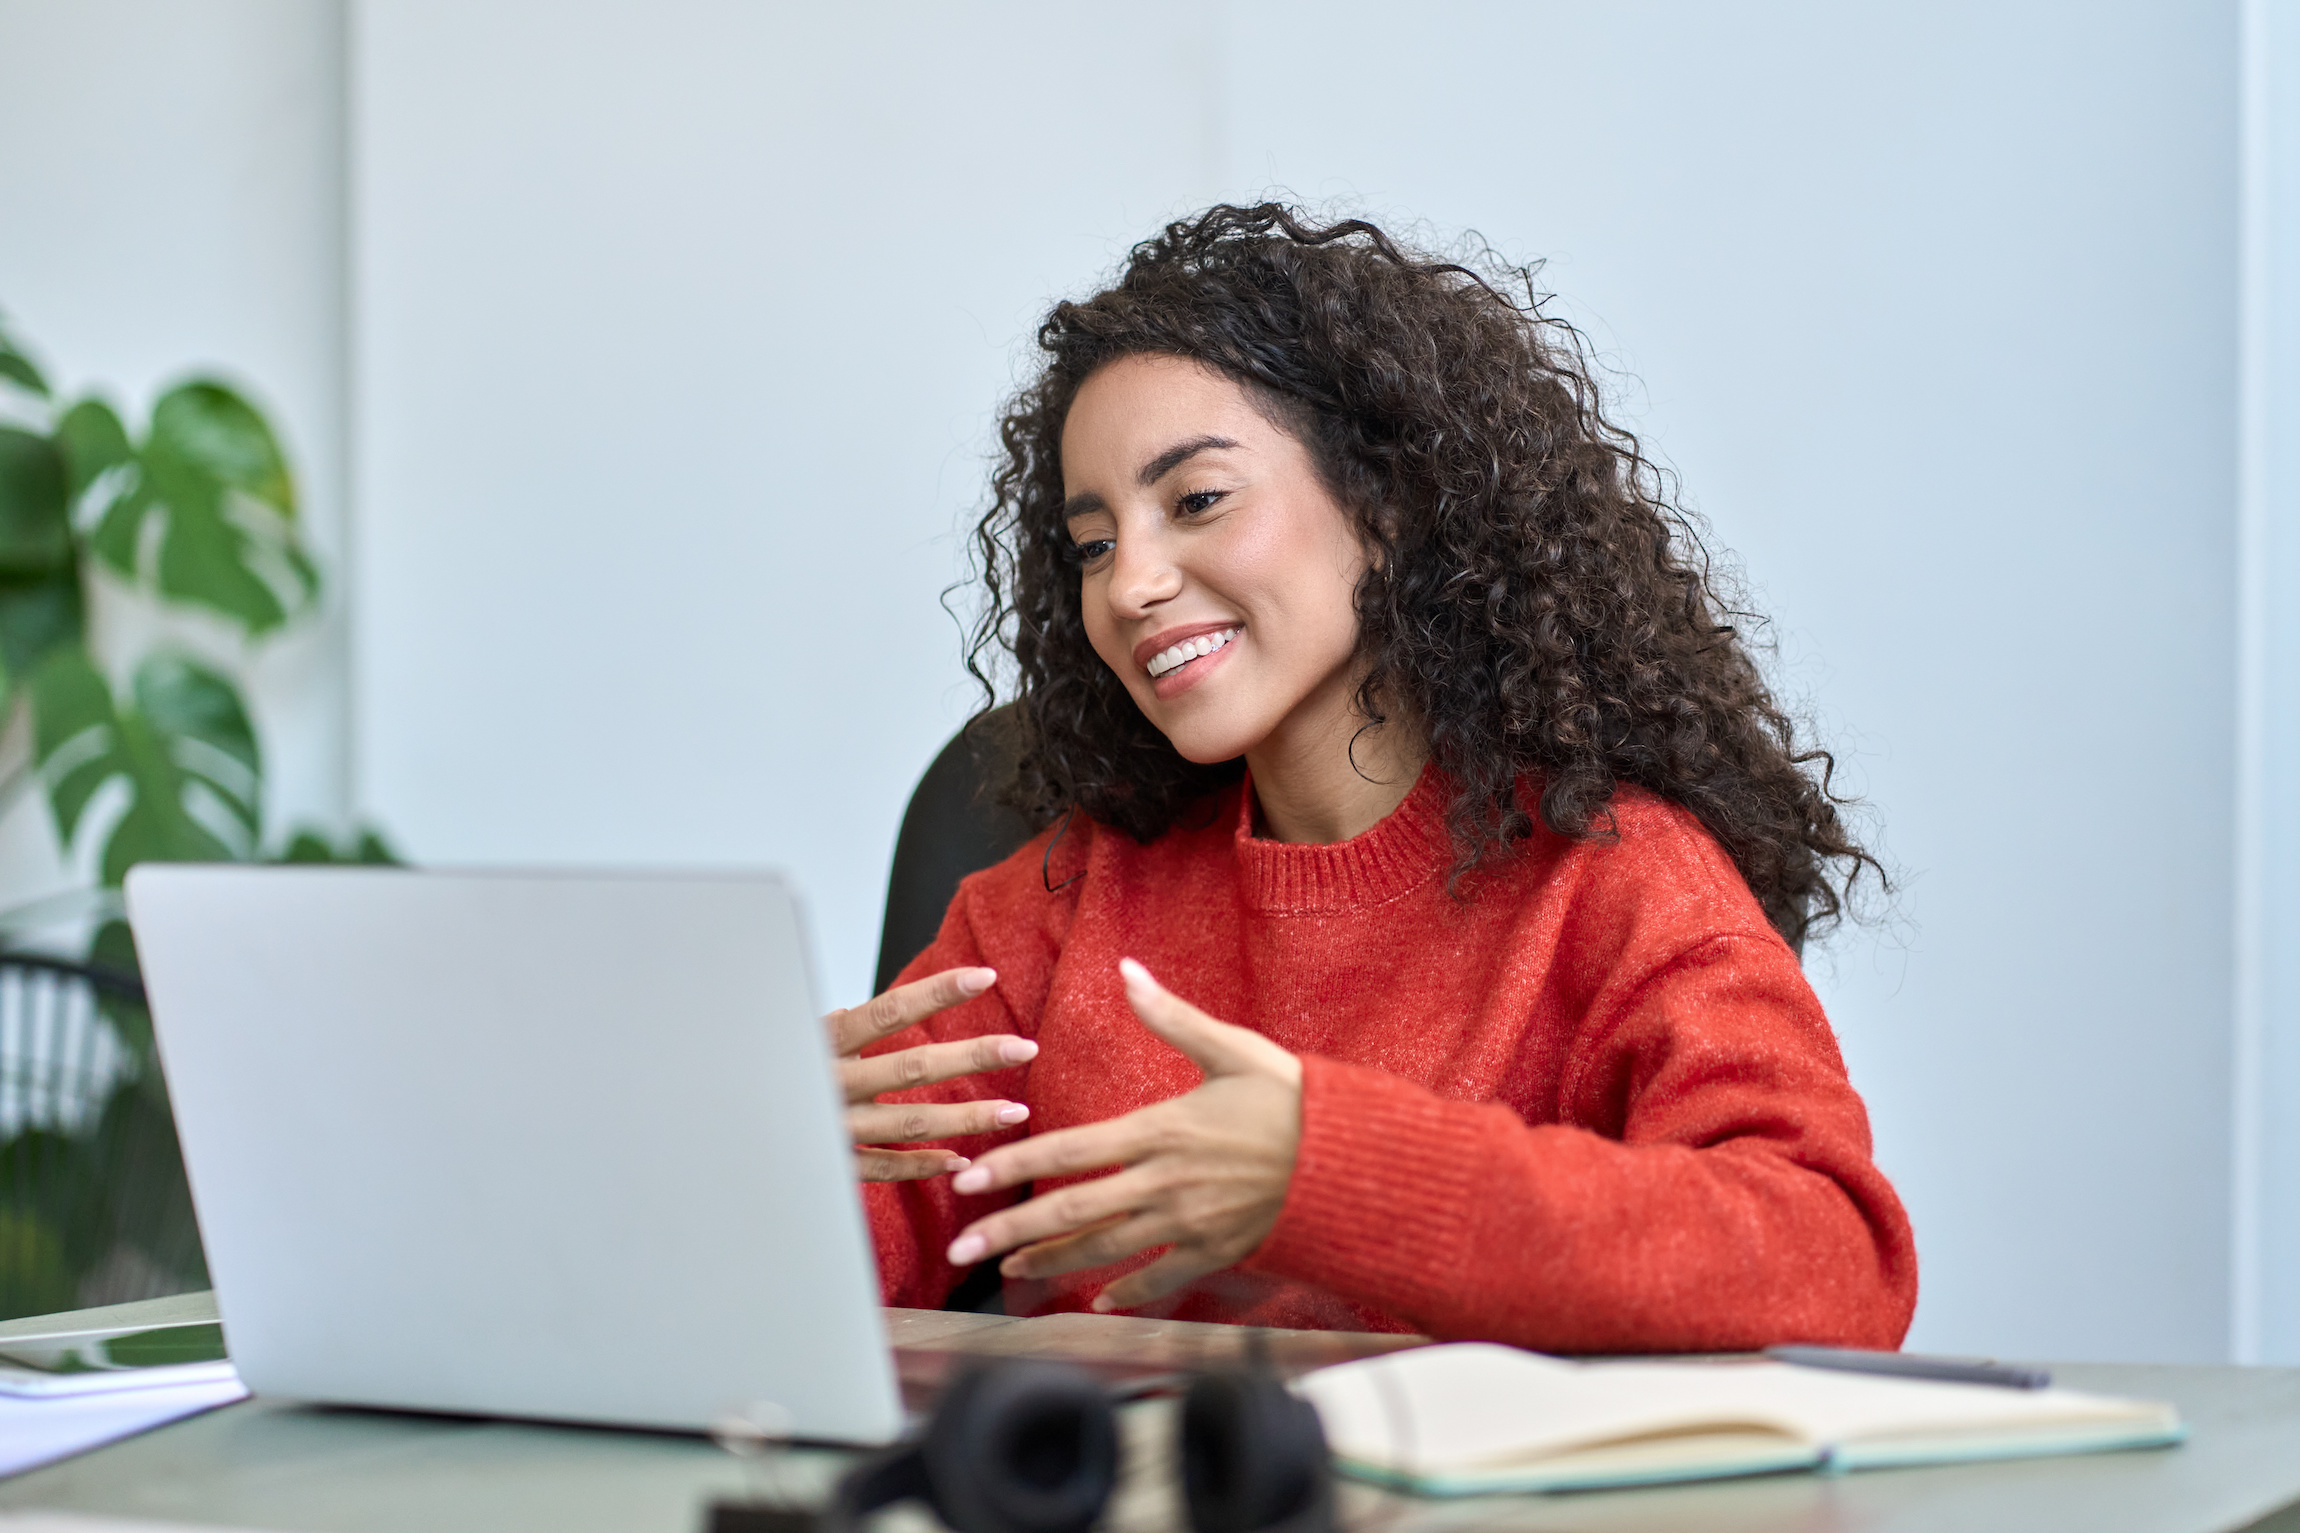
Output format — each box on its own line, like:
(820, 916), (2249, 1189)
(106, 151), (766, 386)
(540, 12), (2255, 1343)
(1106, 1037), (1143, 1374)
(941, 958), (1302, 1312)
(827, 966), (1038, 1182)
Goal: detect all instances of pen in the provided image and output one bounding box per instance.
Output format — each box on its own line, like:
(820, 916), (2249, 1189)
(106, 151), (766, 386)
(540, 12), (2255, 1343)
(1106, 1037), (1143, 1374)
(1764, 1345), (2052, 1390)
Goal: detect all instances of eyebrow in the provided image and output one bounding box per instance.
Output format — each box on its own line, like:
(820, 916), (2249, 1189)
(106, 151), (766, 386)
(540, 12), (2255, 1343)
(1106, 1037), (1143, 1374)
(1139, 434), (1239, 487)
(1062, 434), (1243, 521)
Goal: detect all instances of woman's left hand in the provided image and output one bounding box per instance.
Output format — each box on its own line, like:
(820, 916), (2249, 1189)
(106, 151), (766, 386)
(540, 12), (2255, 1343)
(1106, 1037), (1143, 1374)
(942, 958), (1302, 1312)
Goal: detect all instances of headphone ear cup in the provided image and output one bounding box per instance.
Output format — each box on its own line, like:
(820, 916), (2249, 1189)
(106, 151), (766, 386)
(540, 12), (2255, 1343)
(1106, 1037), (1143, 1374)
(921, 1360), (1120, 1533)
(1179, 1371), (1334, 1533)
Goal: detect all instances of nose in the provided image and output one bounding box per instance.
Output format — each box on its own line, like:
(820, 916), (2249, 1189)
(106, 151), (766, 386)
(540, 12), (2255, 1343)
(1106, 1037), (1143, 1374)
(1106, 527), (1182, 618)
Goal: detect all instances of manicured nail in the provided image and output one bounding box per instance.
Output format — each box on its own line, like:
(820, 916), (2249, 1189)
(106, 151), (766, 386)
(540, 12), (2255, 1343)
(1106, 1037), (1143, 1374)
(994, 1103), (1029, 1125)
(943, 1156), (971, 1173)
(1119, 958), (1150, 986)
(948, 1234), (986, 1264)
(1000, 1038), (1039, 1063)
(960, 968), (997, 995)
(952, 1166), (991, 1194)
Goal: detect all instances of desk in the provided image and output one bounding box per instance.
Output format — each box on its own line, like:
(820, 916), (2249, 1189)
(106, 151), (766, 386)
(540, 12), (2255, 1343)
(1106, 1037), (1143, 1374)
(3, 1297), (2298, 1533)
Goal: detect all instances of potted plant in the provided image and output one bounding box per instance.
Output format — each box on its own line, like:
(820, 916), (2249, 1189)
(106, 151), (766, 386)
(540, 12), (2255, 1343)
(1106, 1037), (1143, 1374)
(0, 307), (388, 1318)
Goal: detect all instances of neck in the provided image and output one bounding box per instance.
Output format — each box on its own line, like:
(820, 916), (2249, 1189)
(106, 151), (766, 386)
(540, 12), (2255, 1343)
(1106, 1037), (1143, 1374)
(1244, 695), (1428, 845)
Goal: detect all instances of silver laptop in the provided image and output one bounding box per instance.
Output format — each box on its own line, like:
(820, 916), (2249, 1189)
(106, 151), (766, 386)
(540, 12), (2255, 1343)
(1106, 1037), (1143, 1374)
(123, 865), (904, 1444)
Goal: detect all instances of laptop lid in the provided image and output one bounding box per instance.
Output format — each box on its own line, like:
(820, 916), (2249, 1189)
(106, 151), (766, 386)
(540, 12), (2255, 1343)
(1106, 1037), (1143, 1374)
(123, 865), (903, 1443)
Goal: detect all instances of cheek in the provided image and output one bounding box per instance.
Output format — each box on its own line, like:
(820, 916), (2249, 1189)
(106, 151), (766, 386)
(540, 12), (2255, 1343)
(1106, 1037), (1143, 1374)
(1078, 583), (1135, 684)
(1235, 525), (1364, 668)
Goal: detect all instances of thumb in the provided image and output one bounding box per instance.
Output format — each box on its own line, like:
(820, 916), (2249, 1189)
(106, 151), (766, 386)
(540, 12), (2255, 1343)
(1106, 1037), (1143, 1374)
(1119, 958), (1299, 1082)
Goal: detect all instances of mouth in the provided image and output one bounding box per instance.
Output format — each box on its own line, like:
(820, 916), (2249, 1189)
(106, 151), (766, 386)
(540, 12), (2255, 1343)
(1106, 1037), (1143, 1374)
(1142, 624), (1242, 680)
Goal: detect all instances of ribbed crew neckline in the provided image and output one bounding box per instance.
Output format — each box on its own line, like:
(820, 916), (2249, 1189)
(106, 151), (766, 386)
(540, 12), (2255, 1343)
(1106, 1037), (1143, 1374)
(1233, 761), (1452, 914)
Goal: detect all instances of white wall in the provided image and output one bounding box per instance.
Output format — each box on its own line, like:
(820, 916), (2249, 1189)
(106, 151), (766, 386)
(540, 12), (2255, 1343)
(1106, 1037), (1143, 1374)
(0, 0), (349, 908)
(349, 0), (1225, 1008)
(4, 0), (2274, 1365)
(2243, 0), (2300, 1365)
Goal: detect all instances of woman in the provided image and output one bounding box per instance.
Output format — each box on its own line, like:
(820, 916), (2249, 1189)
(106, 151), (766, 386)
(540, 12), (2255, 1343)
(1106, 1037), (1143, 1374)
(827, 205), (1916, 1352)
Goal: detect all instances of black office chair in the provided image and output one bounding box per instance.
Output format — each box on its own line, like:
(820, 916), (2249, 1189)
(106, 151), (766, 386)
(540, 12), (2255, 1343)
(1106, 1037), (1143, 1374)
(873, 706), (1035, 1313)
(0, 943), (208, 1322)
(875, 705), (1037, 996)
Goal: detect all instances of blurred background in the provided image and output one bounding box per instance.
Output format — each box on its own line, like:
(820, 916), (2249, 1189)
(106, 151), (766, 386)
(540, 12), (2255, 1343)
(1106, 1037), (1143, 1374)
(2, 0), (2297, 1369)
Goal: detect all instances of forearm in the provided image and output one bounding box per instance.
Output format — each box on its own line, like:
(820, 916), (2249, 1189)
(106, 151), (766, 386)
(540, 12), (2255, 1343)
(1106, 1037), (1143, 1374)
(1243, 1056), (1917, 1352)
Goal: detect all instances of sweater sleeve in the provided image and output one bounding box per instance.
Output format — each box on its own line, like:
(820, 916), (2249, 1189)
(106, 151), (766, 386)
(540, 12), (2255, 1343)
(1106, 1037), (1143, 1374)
(1242, 933), (1918, 1353)
(860, 841), (1071, 1309)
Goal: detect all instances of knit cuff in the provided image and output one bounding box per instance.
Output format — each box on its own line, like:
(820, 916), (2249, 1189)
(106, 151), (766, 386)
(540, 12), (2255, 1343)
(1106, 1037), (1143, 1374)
(1243, 1055), (1488, 1323)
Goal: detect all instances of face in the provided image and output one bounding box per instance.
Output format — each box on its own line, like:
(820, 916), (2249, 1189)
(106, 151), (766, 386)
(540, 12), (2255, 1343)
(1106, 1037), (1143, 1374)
(1059, 354), (1372, 766)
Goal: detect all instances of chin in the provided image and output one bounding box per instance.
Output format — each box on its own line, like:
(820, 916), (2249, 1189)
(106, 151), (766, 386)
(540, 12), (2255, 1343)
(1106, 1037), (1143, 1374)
(1144, 709), (1265, 766)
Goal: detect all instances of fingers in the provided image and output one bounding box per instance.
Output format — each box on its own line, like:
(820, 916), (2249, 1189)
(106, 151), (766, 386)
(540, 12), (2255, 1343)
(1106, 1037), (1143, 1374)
(848, 1098), (1028, 1146)
(949, 1113), (1150, 1198)
(1119, 959), (1299, 1084)
(1092, 1245), (1228, 1313)
(946, 1165), (1160, 1265)
(855, 1146), (970, 1183)
(826, 967), (997, 1058)
(1000, 1212), (1168, 1281)
(840, 1033), (1037, 1103)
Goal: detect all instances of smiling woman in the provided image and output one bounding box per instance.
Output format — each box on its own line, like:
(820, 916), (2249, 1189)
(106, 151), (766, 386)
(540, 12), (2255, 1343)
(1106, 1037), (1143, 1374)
(824, 205), (1916, 1353)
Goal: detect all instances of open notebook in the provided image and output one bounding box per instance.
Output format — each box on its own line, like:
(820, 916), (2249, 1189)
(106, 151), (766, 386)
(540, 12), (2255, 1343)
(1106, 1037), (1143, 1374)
(1293, 1343), (2184, 1495)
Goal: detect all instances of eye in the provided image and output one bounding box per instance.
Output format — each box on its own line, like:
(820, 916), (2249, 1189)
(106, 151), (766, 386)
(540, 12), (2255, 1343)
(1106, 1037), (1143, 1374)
(1063, 535), (1115, 568)
(1177, 489), (1227, 517)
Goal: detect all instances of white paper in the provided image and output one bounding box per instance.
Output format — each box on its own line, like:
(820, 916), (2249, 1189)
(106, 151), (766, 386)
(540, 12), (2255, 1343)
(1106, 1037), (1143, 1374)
(0, 1517), (269, 1532)
(0, 1375), (247, 1478)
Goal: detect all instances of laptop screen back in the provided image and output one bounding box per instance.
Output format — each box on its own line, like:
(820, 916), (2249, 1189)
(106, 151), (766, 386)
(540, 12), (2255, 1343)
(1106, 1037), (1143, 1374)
(124, 865), (902, 1443)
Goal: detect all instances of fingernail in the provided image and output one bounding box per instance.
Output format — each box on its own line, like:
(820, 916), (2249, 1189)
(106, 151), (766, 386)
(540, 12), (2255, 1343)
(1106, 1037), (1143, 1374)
(952, 1166), (991, 1194)
(1119, 958), (1150, 986)
(1000, 1038), (1039, 1063)
(1090, 1293), (1116, 1313)
(960, 968), (997, 995)
(943, 1156), (971, 1172)
(994, 1102), (1029, 1125)
(948, 1234), (986, 1264)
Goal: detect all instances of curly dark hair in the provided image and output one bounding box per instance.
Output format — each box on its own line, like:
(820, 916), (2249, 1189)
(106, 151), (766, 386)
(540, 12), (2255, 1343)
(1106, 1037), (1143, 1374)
(965, 203), (1879, 946)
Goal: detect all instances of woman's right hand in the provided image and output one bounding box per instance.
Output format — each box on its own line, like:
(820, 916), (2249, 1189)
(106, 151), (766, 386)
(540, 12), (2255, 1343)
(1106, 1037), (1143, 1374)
(826, 966), (1037, 1182)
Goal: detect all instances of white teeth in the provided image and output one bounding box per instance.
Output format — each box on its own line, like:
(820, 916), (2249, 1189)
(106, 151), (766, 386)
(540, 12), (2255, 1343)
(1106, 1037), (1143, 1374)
(1146, 627), (1239, 678)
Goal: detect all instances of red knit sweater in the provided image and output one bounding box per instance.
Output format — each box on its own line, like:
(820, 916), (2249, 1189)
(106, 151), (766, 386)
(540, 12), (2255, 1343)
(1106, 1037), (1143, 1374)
(864, 768), (1917, 1353)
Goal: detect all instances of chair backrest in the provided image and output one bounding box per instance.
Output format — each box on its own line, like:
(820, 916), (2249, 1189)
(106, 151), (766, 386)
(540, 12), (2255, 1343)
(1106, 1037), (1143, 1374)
(875, 706), (1037, 996)
(0, 951), (207, 1321)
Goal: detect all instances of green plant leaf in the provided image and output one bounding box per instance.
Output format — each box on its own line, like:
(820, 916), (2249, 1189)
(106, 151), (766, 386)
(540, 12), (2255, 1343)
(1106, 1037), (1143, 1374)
(0, 428), (71, 577)
(148, 382), (294, 517)
(28, 649), (263, 883)
(84, 381), (317, 635)
(27, 648), (116, 842)
(55, 397), (135, 512)
(273, 823), (404, 866)
(0, 569), (85, 692)
(101, 1322), (227, 1368)
(0, 1202), (79, 1321)
(0, 417), (86, 695)
(0, 313), (50, 400)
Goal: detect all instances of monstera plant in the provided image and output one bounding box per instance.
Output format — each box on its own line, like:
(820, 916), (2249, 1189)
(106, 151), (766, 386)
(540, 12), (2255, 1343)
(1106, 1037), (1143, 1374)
(0, 307), (388, 1320)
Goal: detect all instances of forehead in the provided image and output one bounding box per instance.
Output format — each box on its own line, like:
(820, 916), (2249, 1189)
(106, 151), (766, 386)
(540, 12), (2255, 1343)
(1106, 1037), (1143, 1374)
(1060, 355), (1269, 489)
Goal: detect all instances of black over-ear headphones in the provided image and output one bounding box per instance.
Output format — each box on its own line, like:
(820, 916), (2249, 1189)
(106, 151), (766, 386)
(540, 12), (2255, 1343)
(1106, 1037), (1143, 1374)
(710, 1356), (1334, 1533)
